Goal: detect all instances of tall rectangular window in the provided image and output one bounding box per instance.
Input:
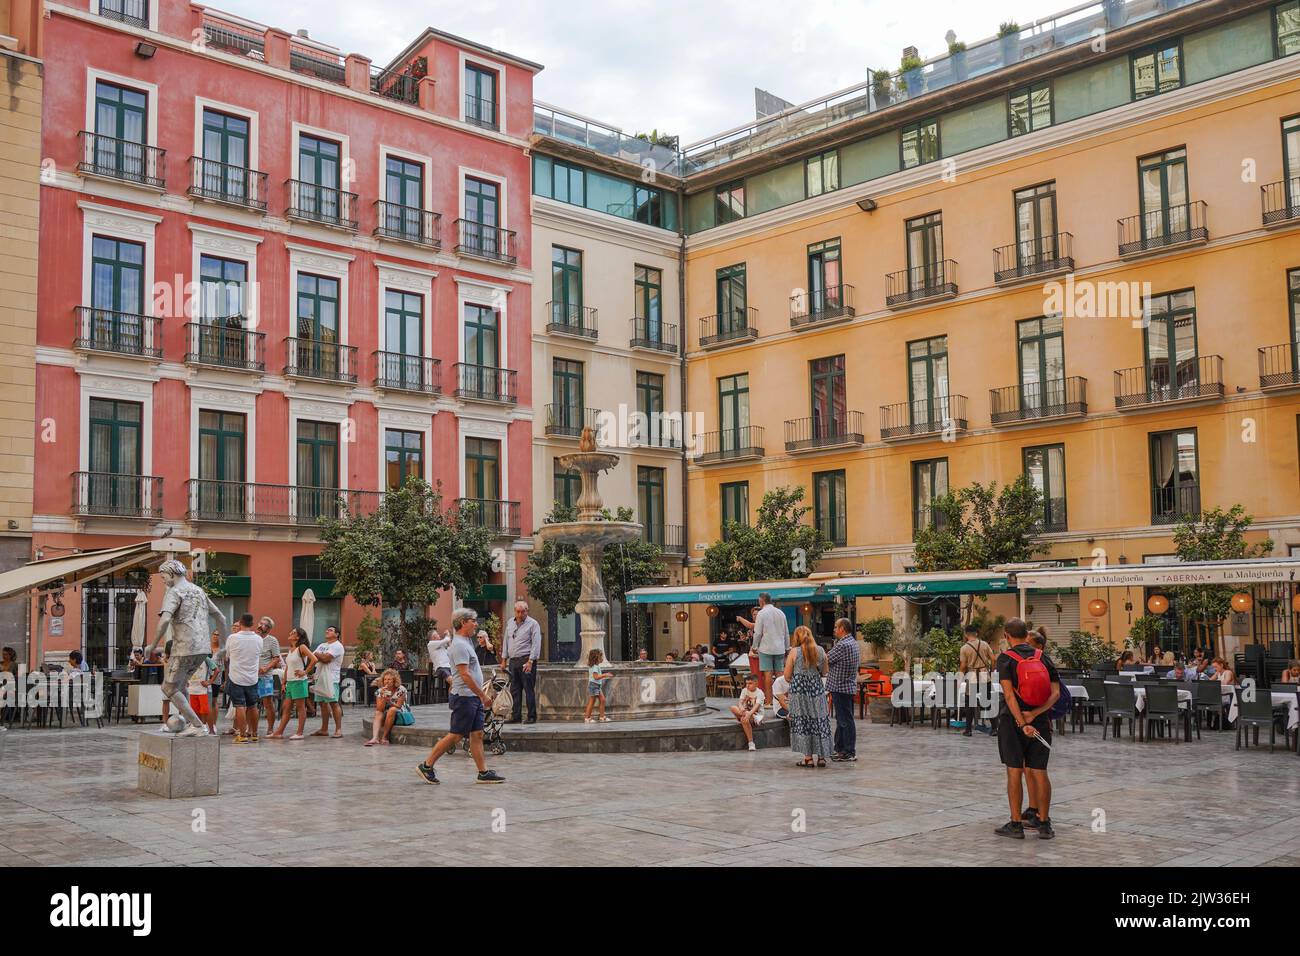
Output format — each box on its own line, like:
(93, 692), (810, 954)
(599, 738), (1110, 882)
(912, 458), (948, 536)
(87, 398), (143, 514)
(1276, 0), (1300, 57)
(384, 429), (423, 490)
(382, 156), (424, 239)
(635, 371), (666, 446)
(1283, 115), (1300, 208)
(1017, 315), (1065, 413)
(1008, 82), (1052, 136)
(1289, 268), (1300, 364)
(463, 303), (499, 368)
(1149, 429), (1199, 524)
(1138, 147), (1190, 241)
(550, 246), (583, 327)
(908, 336), (950, 428)
(1013, 182), (1059, 267)
(905, 212), (944, 292)
(93, 80), (147, 180)
(638, 466), (666, 546)
(551, 358), (584, 433)
(1131, 41), (1183, 100)
(810, 354), (847, 437)
(464, 437), (502, 502)
(200, 109), (249, 200)
(716, 263), (747, 333)
(813, 470), (847, 546)
(1023, 444), (1066, 532)
(901, 119), (939, 169)
(198, 255), (247, 323)
(295, 273), (340, 379)
(718, 373), (750, 452)
(805, 149), (840, 197)
(196, 409), (245, 518)
(1144, 289), (1198, 401)
(554, 460), (581, 509)
(297, 419), (339, 520)
(297, 134), (341, 220)
(807, 239), (843, 315)
(634, 265), (663, 343)
(721, 481), (749, 537)
(465, 64), (498, 129)
(91, 235), (145, 317)
(715, 180), (745, 225)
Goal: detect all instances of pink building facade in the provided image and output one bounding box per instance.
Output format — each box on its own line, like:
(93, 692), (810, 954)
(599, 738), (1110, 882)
(32, 1), (539, 666)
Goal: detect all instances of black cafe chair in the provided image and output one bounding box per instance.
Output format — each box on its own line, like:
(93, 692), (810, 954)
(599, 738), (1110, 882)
(1234, 686), (1281, 752)
(1143, 685), (1183, 743)
(1103, 682), (1141, 741)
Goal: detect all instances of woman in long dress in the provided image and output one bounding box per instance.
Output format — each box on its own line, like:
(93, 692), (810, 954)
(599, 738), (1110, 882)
(784, 625), (833, 767)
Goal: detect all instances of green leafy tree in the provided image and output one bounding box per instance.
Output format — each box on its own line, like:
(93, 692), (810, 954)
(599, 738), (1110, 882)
(1168, 505), (1272, 656)
(699, 486), (827, 583)
(1057, 630), (1112, 671)
(318, 478), (495, 654)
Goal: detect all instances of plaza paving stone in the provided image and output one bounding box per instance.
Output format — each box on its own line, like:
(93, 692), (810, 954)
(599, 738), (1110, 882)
(0, 708), (1297, 866)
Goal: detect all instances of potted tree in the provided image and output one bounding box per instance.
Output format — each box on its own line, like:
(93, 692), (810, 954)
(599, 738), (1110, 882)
(900, 52), (925, 97)
(871, 68), (894, 107)
(948, 38), (968, 82)
(999, 21), (1021, 66)
(858, 616), (895, 664)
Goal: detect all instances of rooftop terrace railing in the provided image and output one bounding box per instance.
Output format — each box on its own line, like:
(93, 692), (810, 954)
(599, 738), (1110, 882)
(533, 103), (683, 176)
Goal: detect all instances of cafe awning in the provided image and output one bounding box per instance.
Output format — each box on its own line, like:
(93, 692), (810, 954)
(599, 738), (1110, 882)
(1012, 557), (1300, 591)
(826, 570), (1013, 598)
(625, 580), (826, 605)
(0, 538), (191, 601)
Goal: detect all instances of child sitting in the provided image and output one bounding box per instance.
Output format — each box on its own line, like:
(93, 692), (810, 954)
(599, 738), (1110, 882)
(770, 673), (791, 718)
(730, 674), (765, 751)
(584, 648), (613, 723)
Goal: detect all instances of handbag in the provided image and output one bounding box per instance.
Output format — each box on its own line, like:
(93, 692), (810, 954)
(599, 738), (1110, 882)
(312, 665), (334, 699)
(394, 705), (415, 727)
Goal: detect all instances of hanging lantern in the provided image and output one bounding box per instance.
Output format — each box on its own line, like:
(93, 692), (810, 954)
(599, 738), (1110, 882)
(674, 610), (689, 623)
(1231, 592), (1253, 613)
(1147, 594), (1169, 615)
(705, 605), (720, 618)
(1087, 598), (1108, 618)
(800, 603), (813, 615)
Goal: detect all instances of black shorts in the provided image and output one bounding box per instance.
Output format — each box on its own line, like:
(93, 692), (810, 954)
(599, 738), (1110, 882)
(998, 713), (1052, 770)
(448, 694), (485, 736)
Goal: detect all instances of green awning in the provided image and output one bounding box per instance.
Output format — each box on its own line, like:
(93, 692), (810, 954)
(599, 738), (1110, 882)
(294, 579), (337, 599)
(464, 584), (508, 602)
(827, 572), (1012, 598)
(625, 582), (824, 605)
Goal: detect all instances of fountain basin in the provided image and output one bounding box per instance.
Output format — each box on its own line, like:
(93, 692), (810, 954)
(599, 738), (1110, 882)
(534, 520), (642, 548)
(533, 662), (708, 721)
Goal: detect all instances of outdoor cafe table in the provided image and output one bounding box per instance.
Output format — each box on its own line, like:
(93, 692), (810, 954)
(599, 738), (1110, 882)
(1226, 690), (1300, 730)
(1102, 681), (1192, 712)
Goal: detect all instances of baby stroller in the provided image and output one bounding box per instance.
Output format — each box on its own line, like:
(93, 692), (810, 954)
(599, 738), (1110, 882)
(461, 671), (512, 756)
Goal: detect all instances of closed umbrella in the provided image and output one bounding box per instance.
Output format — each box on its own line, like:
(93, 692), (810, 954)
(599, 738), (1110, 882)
(299, 588), (316, 647)
(129, 590), (148, 650)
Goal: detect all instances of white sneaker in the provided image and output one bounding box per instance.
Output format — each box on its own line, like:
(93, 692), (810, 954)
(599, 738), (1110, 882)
(584, 717), (594, 723)
(177, 725), (207, 738)
(158, 722), (170, 733)
(747, 741), (756, 751)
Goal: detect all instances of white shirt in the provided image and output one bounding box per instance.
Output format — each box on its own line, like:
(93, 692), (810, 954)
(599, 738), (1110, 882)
(317, 639), (346, 683)
(751, 604), (790, 656)
(738, 686), (765, 713)
(427, 635), (452, 671)
(225, 630), (263, 687)
(771, 675), (790, 697)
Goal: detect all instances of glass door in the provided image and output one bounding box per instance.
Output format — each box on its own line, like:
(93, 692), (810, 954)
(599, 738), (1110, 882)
(1139, 148), (1189, 242)
(198, 410), (245, 519)
(718, 374), (750, 453)
(463, 303), (500, 397)
(295, 274), (339, 378)
(463, 177), (500, 255)
(465, 65), (498, 128)
(384, 156), (424, 238)
(198, 255), (248, 367)
(296, 420), (339, 521)
(1144, 290), (1197, 401)
(1284, 116), (1300, 210)
(908, 336), (950, 428)
(1013, 183), (1058, 267)
(83, 584), (142, 671)
(552, 358), (584, 434)
(383, 290), (423, 389)
(635, 266), (662, 343)
(464, 438), (501, 528)
(905, 214), (943, 293)
(385, 429), (423, 490)
(90, 236), (145, 350)
(1017, 315), (1065, 413)
(298, 135), (341, 220)
(638, 466), (665, 546)
(716, 264), (746, 334)
(201, 109), (249, 200)
(810, 355), (846, 438)
(551, 247), (583, 329)
(807, 239), (842, 314)
(87, 398), (142, 515)
(94, 81), (147, 178)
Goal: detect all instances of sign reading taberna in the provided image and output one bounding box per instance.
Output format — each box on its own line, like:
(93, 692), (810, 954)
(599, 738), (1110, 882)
(1042, 567), (1298, 589)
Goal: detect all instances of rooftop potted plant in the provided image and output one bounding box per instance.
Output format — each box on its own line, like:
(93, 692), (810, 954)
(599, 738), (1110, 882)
(999, 21), (1021, 65)
(900, 51), (925, 97)
(947, 35), (968, 82)
(871, 68), (894, 107)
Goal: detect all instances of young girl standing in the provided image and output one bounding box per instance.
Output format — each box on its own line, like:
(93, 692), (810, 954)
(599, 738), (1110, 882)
(584, 648), (612, 723)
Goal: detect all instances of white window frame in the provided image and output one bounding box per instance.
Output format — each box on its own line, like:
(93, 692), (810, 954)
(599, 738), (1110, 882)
(455, 276), (511, 367)
(291, 123), (353, 191)
(376, 262), (437, 358)
(193, 97), (261, 174)
(376, 409), (433, 493)
(79, 201), (161, 352)
(287, 243), (354, 347)
(377, 145), (434, 215)
(457, 418), (510, 501)
(458, 52), (506, 132)
(189, 386), (259, 486)
(85, 68), (159, 147)
(287, 397), (352, 493)
(79, 372), (155, 475)
(189, 223), (263, 329)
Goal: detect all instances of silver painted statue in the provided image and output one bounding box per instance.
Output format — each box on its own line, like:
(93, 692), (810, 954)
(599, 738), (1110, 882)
(147, 558), (227, 736)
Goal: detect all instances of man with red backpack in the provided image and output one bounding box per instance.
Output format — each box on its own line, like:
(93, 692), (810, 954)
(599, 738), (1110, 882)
(994, 619), (1060, 841)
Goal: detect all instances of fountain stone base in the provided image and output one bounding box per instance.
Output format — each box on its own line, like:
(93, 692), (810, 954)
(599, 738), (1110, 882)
(533, 662), (708, 721)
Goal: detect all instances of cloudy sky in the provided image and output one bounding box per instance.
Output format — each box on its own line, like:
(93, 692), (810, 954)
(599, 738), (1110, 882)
(213, 0), (1068, 144)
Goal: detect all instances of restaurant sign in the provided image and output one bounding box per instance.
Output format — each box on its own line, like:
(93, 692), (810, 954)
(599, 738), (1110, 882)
(1075, 567), (1298, 588)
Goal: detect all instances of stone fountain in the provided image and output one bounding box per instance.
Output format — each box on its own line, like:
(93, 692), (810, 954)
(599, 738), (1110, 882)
(531, 427), (706, 721)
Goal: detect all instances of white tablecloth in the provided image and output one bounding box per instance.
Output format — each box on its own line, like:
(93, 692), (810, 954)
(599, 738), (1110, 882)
(1102, 681), (1192, 712)
(1227, 691), (1300, 730)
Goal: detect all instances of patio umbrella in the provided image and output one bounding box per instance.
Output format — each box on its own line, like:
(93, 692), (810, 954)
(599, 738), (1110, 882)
(299, 588), (316, 647)
(129, 590), (148, 649)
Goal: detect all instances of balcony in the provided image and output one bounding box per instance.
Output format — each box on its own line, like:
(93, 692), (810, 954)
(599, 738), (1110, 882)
(628, 414), (684, 450)
(73, 307), (161, 360)
(1261, 179), (1300, 228)
(370, 64), (420, 106)
(885, 261), (958, 308)
(373, 201), (440, 247)
(630, 318), (678, 354)
(453, 363), (517, 405)
(188, 157), (268, 211)
(990, 377), (1087, 425)
(78, 131), (165, 189)
(185, 479), (381, 525)
(1151, 483), (1200, 527)
(698, 308), (758, 349)
(71, 472), (162, 520)
(545, 404), (601, 439)
(201, 19), (264, 56)
(1259, 344), (1300, 390)
(283, 337), (358, 385)
(644, 523), (686, 556)
(454, 219), (517, 264)
(373, 351), (441, 395)
(790, 285), (855, 329)
(456, 498), (521, 538)
(1037, 500), (1069, 534)
(546, 303), (598, 340)
(286, 180), (358, 231)
(784, 412), (865, 453)
(993, 233), (1074, 285)
(1114, 356), (1224, 410)
(290, 49), (345, 84)
(694, 426), (765, 465)
(465, 94), (499, 132)
(98, 0), (149, 28)
(880, 395), (968, 441)
(816, 514), (848, 549)
(1117, 201), (1208, 257)
(184, 322), (266, 373)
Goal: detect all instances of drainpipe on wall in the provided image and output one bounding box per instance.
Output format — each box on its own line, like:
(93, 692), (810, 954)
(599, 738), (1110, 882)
(676, 185), (689, 597)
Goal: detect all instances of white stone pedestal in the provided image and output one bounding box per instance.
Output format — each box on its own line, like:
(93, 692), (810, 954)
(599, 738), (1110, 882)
(137, 731), (220, 798)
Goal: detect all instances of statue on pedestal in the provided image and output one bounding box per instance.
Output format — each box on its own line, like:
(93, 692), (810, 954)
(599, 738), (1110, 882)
(147, 558), (227, 736)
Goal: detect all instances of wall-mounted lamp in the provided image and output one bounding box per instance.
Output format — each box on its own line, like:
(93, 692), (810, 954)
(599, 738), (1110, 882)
(856, 198), (878, 213)
(135, 41), (157, 58)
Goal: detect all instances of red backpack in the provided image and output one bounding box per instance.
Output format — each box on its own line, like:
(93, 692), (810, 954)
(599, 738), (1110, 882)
(1005, 647), (1052, 707)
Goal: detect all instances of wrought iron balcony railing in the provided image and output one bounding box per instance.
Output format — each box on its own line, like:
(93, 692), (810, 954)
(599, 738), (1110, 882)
(1117, 200), (1208, 256)
(373, 201), (440, 247)
(699, 308), (758, 348)
(73, 307), (161, 359)
(373, 351), (441, 394)
(790, 285), (855, 327)
(283, 337), (358, 384)
(545, 404), (601, 438)
(1259, 343), (1300, 389)
(815, 514), (848, 548)
(184, 321), (266, 373)
(1114, 356), (1224, 409)
(370, 64), (419, 105)
(1261, 179), (1300, 227)
(290, 49), (345, 84)
(990, 376), (1087, 424)
(1151, 483), (1200, 526)
(185, 479), (381, 525)
(630, 318), (678, 353)
(885, 260), (958, 307)
(98, 1), (149, 29)
(453, 362), (517, 404)
(465, 94), (499, 131)
(78, 131), (165, 189)
(993, 232), (1074, 283)
(454, 219), (517, 264)
(880, 395), (968, 440)
(644, 523), (686, 555)
(72, 472), (162, 520)
(694, 426), (765, 464)
(784, 412), (865, 452)
(286, 179), (358, 230)
(201, 20), (264, 56)
(546, 303), (598, 339)
(189, 157), (268, 210)
(628, 414), (683, 449)
(456, 498), (521, 537)
(1037, 498), (1069, 534)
